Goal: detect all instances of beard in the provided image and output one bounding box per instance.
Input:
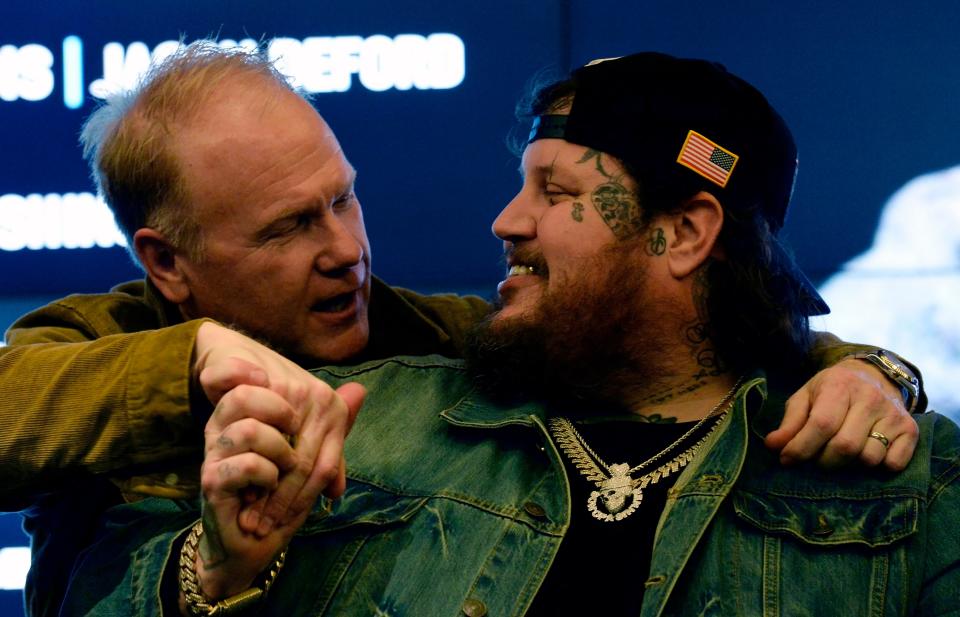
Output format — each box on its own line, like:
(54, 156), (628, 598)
(465, 239), (673, 407)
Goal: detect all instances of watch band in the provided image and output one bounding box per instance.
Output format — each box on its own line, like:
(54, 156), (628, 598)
(851, 349), (920, 414)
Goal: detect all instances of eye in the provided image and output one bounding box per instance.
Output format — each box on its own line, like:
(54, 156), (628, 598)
(544, 187), (572, 205)
(333, 192), (356, 211)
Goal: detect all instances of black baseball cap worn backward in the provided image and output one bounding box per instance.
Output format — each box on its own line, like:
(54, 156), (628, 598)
(528, 51), (830, 316)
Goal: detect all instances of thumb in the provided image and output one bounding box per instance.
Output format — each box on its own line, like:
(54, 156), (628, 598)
(198, 357), (270, 404)
(335, 382), (367, 430)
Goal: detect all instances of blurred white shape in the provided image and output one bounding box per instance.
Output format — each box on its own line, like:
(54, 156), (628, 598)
(0, 546), (30, 590)
(818, 166), (960, 419)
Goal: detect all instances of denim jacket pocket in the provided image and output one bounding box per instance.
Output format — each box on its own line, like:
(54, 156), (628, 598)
(732, 489), (919, 547)
(723, 490), (920, 615)
(298, 481), (429, 535)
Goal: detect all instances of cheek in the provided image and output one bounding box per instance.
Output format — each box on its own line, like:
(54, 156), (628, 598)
(541, 211), (614, 269)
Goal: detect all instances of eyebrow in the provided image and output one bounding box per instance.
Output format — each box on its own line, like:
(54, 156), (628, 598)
(523, 163), (578, 186)
(255, 167), (358, 238)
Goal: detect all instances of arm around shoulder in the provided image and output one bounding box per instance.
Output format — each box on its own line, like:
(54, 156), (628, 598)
(0, 302), (210, 509)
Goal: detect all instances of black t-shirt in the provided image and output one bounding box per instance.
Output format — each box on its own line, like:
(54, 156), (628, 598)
(525, 414), (720, 615)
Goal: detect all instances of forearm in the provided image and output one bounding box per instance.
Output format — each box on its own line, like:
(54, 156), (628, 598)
(0, 322), (206, 509)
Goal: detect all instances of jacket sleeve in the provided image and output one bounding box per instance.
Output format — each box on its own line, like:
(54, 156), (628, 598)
(59, 499), (198, 617)
(0, 297), (206, 510)
(808, 331), (927, 414)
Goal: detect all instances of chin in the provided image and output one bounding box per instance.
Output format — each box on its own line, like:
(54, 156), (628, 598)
(291, 324), (369, 365)
(490, 303), (537, 329)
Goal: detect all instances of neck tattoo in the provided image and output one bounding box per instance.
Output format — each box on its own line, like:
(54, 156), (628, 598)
(548, 377), (744, 522)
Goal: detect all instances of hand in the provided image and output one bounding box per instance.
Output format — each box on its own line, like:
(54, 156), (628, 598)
(191, 382), (366, 603)
(194, 322), (360, 535)
(764, 359), (919, 470)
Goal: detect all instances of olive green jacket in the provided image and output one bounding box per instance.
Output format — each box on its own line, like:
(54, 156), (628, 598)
(0, 277), (490, 508)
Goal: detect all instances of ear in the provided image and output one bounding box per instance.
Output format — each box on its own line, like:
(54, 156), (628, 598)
(132, 228), (192, 304)
(665, 191), (725, 279)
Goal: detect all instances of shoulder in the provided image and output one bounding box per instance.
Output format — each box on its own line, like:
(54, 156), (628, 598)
(393, 287), (491, 318)
(312, 354), (468, 386)
(312, 355), (472, 408)
(917, 411), (960, 499)
(5, 279), (163, 342)
(390, 286), (492, 332)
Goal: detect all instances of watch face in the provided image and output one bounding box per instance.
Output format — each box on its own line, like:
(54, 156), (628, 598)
(860, 351), (920, 413)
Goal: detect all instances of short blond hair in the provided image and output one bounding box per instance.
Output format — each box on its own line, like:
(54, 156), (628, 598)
(80, 40), (296, 263)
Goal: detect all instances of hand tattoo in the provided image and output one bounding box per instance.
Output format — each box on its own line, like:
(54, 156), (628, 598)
(199, 507), (228, 569)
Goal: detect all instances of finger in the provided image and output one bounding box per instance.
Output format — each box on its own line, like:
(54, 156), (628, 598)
(207, 384), (302, 435)
(207, 417), (297, 472)
(777, 387), (849, 465)
(257, 384), (363, 533)
(199, 357), (270, 404)
(765, 388), (812, 454)
(238, 492), (269, 534)
(880, 414), (920, 471)
(851, 414), (904, 469)
(336, 382), (367, 430)
(265, 400), (353, 533)
(202, 452), (280, 497)
(816, 381), (902, 468)
(322, 454), (348, 501)
(814, 399), (877, 468)
(858, 431), (889, 468)
(273, 428), (347, 532)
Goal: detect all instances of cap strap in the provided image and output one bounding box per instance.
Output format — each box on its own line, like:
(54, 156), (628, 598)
(527, 114), (568, 143)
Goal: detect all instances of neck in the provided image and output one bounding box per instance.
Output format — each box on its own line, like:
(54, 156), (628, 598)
(618, 372), (740, 422)
(598, 323), (740, 422)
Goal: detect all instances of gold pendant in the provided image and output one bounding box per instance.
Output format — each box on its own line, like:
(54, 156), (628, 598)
(586, 463), (643, 522)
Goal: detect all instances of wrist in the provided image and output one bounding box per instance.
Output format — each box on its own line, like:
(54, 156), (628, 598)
(179, 521), (287, 616)
(194, 550), (257, 602)
(848, 349), (920, 413)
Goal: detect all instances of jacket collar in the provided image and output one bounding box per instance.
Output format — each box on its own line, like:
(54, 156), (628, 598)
(143, 278), (187, 328)
(440, 388), (546, 429)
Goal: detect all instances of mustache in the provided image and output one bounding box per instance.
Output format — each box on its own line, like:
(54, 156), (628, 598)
(503, 246), (550, 276)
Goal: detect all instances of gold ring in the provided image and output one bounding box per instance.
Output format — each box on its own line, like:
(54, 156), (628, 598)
(869, 431), (890, 448)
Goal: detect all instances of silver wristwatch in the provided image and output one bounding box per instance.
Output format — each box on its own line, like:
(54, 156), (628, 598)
(852, 349), (921, 414)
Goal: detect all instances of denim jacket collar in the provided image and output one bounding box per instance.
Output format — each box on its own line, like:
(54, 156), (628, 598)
(440, 389), (546, 429)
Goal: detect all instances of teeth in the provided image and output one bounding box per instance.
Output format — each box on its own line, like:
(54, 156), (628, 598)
(507, 265), (536, 277)
(314, 293), (353, 312)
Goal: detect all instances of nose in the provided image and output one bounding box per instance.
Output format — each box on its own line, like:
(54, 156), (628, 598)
(315, 213), (366, 276)
(492, 190), (538, 243)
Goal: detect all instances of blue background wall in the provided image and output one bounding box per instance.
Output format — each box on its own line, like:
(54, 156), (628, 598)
(3, 2), (959, 614)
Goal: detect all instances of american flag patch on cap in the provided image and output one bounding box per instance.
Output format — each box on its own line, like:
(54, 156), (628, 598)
(676, 130), (739, 187)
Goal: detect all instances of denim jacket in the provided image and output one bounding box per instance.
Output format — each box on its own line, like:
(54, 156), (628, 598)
(62, 356), (959, 616)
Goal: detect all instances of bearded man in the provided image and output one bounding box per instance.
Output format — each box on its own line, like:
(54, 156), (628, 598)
(23, 51), (956, 616)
